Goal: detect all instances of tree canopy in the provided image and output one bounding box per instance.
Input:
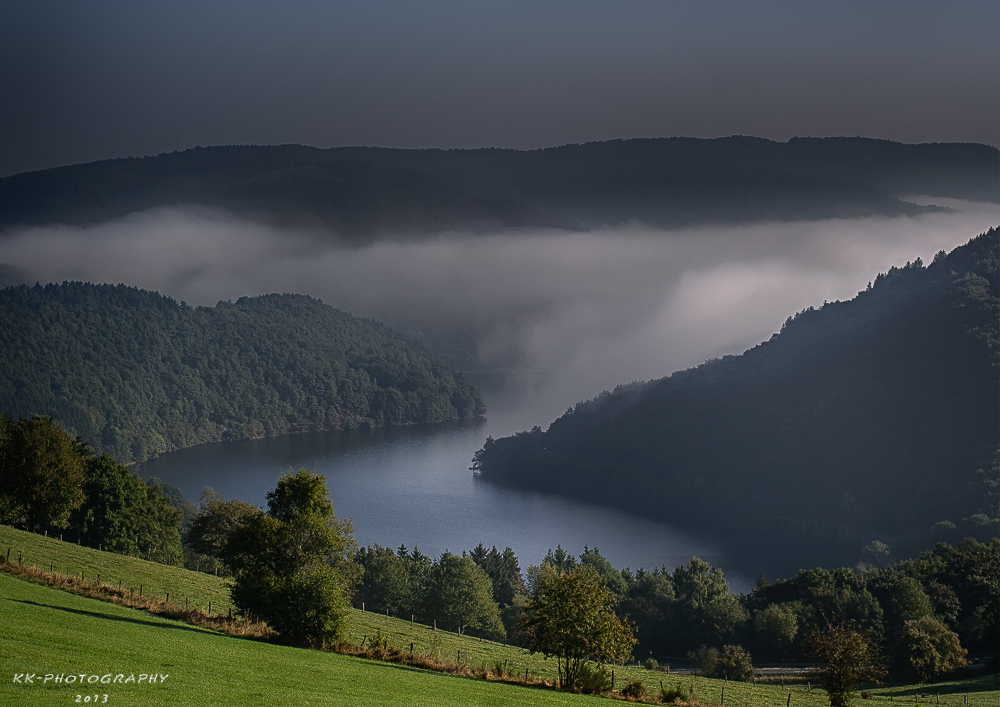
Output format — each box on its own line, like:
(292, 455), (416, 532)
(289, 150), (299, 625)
(224, 468), (358, 647)
(520, 568), (636, 690)
(805, 622), (886, 707)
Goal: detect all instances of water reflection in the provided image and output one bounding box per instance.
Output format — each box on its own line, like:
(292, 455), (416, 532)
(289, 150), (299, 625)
(138, 416), (761, 593)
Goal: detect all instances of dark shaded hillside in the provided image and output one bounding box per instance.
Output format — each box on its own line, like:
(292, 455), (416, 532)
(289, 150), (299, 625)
(473, 229), (999, 550)
(0, 284), (485, 462)
(1, 137), (995, 237)
(342, 136), (998, 228)
(0, 146), (578, 237)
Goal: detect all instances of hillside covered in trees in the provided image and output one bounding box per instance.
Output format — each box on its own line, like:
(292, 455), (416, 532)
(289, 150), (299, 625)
(0, 284), (485, 462)
(473, 229), (999, 552)
(0, 137), (995, 238)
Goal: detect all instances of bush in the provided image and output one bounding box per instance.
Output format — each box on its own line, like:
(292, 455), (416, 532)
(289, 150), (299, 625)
(661, 681), (690, 704)
(265, 563), (350, 647)
(575, 662), (612, 694)
(688, 645), (720, 675)
(644, 657), (660, 671)
(716, 644), (755, 682)
(620, 679), (647, 699)
(891, 617), (968, 683)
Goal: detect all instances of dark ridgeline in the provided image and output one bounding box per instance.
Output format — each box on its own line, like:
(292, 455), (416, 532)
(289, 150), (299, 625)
(472, 229), (999, 552)
(0, 285), (485, 463)
(0, 137), (996, 238)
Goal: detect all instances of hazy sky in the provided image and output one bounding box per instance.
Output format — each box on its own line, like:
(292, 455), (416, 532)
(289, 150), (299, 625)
(2, 0), (997, 177)
(4, 200), (996, 427)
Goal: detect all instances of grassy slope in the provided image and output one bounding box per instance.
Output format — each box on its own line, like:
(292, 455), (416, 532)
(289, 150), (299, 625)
(0, 573), (595, 707)
(2, 525), (997, 706)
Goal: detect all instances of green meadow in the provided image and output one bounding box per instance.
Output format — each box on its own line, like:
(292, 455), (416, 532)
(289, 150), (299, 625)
(2, 525), (997, 707)
(0, 572), (596, 707)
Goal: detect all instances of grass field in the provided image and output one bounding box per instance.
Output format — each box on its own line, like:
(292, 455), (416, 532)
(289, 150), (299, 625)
(0, 572), (599, 707)
(2, 524), (997, 706)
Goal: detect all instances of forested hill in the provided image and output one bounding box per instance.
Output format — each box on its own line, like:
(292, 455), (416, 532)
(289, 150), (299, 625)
(473, 229), (999, 552)
(0, 284), (486, 463)
(1, 137), (996, 237)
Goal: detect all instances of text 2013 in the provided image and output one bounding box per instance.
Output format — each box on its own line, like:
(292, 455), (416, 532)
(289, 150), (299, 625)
(75, 696), (108, 703)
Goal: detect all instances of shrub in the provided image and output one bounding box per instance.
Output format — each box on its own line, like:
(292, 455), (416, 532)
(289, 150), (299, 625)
(716, 644), (755, 682)
(661, 681), (690, 704)
(688, 645), (720, 675)
(644, 657), (660, 671)
(620, 679), (647, 699)
(575, 662), (612, 694)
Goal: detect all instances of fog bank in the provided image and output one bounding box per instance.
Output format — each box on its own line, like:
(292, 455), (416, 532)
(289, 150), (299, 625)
(2, 199), (996, 431)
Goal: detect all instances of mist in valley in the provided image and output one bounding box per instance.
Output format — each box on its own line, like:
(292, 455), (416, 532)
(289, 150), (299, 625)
(2, 198), (997, 434)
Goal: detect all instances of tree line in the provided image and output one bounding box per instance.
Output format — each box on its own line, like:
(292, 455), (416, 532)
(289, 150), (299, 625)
(0, 414), (184, 562)
(0, 283), (486, 463)
(2, 416), (994, 691)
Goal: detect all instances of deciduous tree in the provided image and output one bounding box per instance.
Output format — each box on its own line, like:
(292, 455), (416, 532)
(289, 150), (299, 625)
(805, 622), (886, 707)
(226, 468), (357, 647)
(0, 415), (86, 531)
(521, 568), (636, 690)
(891, 617), (968, 683)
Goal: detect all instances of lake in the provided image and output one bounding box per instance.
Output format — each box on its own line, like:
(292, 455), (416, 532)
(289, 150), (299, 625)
(137, 393), (855, 594)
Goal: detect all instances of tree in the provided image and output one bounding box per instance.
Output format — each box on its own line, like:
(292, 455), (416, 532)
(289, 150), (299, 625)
(69, 454), (147, 554)
(688, 645), (720, 676)
(138, 480), (184, 564)
(620, 567), (675, 655)
(355, 544), (413, 616)
(469, 543), (526, 608)
(0, 415), (86, 531)
(423, 553), (504, 639)
(716, 644), (755, 682)
(225, 468), (357, 647)
(891, 617), (968, 683)
(805, 622), (886, 707)
(520, 568), (636, 690)
(187, 496), (262, 563)
(580, 545), (629, 597)
(753, 602), (801, 659)
(672, 557), (749, 650)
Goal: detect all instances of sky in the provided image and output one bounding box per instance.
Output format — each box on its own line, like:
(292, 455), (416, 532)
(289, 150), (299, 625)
(1, 0), (998, 177)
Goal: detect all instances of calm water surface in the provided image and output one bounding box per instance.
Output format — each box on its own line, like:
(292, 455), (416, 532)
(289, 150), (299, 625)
(138, 398), (833, 594)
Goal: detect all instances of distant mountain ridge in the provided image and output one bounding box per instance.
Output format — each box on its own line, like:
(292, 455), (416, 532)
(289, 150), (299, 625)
(0, 285), (486, 463)
(1, 137), (995, 238)
(472, 229), (999, 552)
